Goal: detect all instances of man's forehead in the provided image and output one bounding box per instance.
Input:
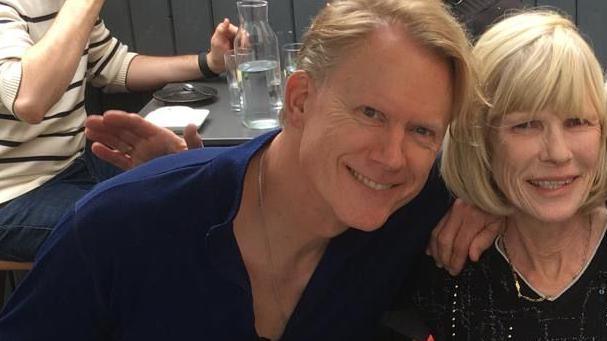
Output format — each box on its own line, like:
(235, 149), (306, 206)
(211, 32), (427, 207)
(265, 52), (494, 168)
(322, 29), (452, 119)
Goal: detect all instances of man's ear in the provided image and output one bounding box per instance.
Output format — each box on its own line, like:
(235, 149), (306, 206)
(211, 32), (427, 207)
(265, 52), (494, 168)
(283, 70), (314, 129)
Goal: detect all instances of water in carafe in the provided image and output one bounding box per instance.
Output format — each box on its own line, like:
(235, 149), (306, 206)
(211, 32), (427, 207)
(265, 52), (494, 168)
(239, 60), (283, 129)
(234, 0), (282, 129)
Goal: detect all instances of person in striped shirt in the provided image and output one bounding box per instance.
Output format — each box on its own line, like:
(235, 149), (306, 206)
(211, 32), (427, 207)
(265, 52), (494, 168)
(0, 0), (237, 262)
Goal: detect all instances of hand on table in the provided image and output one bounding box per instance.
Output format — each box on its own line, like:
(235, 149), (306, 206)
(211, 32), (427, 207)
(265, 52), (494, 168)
(85, 110), (203, 170)
(426, 199), (503, 276)
(207, 18), (239, 74)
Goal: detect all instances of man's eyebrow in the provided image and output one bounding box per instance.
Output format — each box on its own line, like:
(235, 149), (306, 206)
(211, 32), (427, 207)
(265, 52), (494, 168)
(409, 119), (446, 132)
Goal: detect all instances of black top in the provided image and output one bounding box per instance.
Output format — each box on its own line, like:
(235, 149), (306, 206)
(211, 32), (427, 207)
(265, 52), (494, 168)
(405, 230), (607, 340)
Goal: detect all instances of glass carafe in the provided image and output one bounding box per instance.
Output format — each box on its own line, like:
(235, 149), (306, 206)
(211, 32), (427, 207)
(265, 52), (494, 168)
(234, 0), (282, 129)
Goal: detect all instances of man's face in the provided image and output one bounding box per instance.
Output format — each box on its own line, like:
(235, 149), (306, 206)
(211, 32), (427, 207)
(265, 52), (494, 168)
(297, 26), (454, 231)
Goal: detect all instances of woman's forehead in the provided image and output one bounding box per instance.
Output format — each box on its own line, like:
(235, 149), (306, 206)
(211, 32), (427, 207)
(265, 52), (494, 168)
(496, 107), (600, 122)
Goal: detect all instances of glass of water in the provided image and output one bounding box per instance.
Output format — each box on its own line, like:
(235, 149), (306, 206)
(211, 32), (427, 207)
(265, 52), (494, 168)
(224, 50), (242, 112)
(238, 57), (282, 130)
(282, 42), (303, 79)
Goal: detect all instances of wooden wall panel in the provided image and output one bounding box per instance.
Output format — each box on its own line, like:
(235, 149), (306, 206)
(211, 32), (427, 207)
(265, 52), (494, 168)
(211, 0), (239, 26)
(101, 0), (135, 49)
(101, 0), (607, 67)
(536, 0), (576, 20)
(212, 0), (295, 46)
(292, 0), (325, 42)
(171, 0), (214, 54)
(268, 0), (295, 46)
(577, 1), (607, 68)
(128, 0), (175, 55)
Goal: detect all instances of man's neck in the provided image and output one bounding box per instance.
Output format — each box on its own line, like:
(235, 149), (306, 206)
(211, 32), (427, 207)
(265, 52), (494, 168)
(257, 133), (342, 267)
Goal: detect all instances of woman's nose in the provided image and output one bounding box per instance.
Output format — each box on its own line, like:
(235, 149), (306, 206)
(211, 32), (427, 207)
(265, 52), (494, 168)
(540, 127), (573, 164)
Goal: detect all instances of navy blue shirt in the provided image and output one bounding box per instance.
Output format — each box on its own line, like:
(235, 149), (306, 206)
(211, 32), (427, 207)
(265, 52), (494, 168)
(0, 131), (451, 340)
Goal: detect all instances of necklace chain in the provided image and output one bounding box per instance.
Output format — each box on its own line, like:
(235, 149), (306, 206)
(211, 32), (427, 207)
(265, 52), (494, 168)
(500, 217), (592, 303)
(256, 147), (290, 332)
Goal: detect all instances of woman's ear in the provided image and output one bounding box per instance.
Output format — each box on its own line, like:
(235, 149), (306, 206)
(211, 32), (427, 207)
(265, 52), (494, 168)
(282, 70), (314, 129)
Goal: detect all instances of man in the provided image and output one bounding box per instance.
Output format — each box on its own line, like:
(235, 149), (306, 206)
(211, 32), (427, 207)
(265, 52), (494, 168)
(0, 0), (236, 261)
(86, 0), (522, 274)
(0, 0), (481, 339)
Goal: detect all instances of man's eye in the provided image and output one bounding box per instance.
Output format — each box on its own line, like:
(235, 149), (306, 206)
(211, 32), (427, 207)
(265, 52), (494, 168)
(413, 126), (433, 137)
(362, 106), (381, 119)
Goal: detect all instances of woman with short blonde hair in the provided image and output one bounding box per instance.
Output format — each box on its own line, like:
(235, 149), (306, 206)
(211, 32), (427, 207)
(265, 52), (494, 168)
(442, 10), (607, 216)
(412, 10), (607, 340)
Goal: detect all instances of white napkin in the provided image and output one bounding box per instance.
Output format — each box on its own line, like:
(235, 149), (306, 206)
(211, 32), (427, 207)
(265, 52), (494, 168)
(145, 106), (209, 130)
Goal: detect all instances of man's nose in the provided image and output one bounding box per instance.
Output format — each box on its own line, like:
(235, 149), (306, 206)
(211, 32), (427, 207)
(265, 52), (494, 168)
(371, 128), (406, 171)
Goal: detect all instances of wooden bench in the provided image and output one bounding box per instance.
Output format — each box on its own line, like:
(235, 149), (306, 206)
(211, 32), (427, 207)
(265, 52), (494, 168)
(0, 261), (33, 308)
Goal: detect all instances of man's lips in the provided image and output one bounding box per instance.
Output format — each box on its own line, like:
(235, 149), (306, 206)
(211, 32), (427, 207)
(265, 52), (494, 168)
(347, 166), (395, 190)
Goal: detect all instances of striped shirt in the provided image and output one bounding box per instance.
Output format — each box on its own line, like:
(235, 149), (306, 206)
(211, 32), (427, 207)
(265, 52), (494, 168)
(0, 0), (137, 204)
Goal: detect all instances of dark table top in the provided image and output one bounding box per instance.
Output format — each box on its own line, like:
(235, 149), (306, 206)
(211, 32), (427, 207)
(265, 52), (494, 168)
(139, 78), (275, 146)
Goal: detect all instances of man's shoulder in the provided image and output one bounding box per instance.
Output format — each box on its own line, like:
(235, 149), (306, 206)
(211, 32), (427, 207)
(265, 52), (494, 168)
(74, 131), (279, 229)
(111, 146), (231, 186)
(79, 147), (230, 206)
(93, 130), (279, 197)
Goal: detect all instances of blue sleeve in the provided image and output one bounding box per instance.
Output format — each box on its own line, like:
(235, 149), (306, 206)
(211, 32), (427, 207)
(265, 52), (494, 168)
(0, 209), (110, 341)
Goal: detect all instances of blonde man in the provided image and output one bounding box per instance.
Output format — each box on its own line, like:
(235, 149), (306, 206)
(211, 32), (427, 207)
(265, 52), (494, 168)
(0, 0), (480, 339)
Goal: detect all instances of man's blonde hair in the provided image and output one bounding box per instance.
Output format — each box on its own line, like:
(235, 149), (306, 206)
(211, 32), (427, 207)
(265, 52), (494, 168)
(442, 10), (607, 215)
(287, 0), (480, 126)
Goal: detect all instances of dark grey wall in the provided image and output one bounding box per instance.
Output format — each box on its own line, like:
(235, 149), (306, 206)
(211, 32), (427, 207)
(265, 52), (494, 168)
(523, 0), (607, 70)
(101, 0), (607, 66)
(101, 0), (325, 55)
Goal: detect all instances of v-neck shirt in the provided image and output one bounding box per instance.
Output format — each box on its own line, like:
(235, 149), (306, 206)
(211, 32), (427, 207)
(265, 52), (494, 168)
(411, 221), (607, 340)
(0, 130), (452, 340)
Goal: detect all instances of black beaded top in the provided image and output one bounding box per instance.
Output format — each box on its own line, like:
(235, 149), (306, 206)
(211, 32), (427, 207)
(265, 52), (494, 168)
(408, 231), (607, 340)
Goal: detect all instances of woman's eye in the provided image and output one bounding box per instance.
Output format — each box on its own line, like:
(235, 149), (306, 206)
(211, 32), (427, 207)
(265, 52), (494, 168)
(512, 121), (540, 130)
(565, 117), (591, 127)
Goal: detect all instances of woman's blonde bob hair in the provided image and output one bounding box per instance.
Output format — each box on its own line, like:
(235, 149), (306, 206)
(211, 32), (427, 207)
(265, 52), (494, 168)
(442, 10), (607, 216)
(289, 0), (480, 127)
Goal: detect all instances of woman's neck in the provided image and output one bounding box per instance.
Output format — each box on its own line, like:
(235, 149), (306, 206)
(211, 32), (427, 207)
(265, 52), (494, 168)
(503, 207), (606, 296)
(507, 214), (587, 264)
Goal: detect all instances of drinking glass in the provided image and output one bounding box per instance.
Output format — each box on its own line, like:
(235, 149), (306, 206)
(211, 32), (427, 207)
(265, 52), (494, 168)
(224, 50), (241, 111)
(282, 43), (303, 79)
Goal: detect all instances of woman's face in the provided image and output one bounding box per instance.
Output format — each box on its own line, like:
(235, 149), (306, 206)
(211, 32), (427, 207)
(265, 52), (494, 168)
(491, 109), (602, 223)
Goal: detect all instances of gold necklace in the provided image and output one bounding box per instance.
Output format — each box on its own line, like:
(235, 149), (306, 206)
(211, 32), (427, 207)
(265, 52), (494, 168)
(256, 147), (290, 331)
(500, 217), (591, 303)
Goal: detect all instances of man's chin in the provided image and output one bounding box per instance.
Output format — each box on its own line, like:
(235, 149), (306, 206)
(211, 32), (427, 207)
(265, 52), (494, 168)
(343, 213), (391, 233)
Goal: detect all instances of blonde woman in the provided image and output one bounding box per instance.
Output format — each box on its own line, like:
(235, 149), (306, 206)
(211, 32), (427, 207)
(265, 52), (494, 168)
(408, 10), (607, 340)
